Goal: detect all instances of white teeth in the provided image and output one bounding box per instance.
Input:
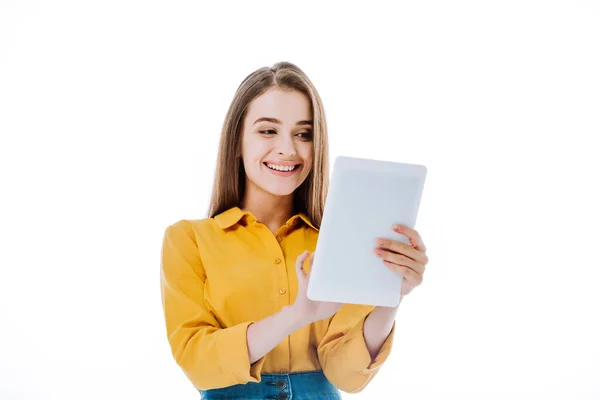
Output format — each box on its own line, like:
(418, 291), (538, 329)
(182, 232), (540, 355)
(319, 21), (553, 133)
(266, 163), (296, 172)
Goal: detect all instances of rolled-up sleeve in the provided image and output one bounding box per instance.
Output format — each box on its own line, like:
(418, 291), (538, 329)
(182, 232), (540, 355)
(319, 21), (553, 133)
(317, 304), (396, 393)
(160, 220), (266, 390)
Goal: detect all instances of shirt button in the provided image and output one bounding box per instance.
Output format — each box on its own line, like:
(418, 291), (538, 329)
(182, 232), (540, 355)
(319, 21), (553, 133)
(279, 288), (287, 295)
(277, 392), (288, 400)
(276, 235), (282, 242)
(274, 257), (282, 264)
(276, 379), (287, 390)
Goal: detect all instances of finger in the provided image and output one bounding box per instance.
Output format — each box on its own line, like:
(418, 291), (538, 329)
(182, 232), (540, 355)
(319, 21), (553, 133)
(375, 248), (425, 275)
(307, 252), (315, 277)
(392, 224), (427, 254)
(384, 261), (423, 286)
(376, 238), (428, 265)
(295, 250), (310, 283)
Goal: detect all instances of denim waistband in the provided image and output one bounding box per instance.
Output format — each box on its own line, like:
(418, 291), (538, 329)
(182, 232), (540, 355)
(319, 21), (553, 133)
(199, 370), (342, 400)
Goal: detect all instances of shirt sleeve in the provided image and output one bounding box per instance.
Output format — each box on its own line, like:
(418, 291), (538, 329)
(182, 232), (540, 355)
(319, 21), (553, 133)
(317, 303), (396, 393)
(160, 220), (267, 390)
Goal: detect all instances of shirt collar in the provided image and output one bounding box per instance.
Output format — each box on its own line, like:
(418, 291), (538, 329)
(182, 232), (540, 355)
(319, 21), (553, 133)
(294, 213), (319, 231)
(213, 206), (318, 231)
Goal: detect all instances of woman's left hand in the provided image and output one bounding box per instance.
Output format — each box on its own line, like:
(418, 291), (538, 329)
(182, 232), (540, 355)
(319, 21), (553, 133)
(374, 224), (429, 297)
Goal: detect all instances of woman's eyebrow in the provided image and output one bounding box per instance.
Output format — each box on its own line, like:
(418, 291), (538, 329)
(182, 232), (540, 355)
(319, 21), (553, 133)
(253, 117), (313, 126)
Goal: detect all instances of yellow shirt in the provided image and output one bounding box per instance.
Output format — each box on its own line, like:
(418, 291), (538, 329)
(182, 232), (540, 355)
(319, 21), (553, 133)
(160, 206), (396, 393)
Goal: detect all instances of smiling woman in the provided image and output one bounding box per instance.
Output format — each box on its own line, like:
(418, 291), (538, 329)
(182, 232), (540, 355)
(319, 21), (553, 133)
(159, 61), (398, 399)
(207, 63), (330, 233)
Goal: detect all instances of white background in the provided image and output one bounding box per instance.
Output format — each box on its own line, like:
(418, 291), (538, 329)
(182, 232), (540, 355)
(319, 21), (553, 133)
(1, 1), (599, 399)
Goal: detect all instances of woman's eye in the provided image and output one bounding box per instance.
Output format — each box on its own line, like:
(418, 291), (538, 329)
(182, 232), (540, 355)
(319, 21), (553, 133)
(297, 131), (313, 139)
(259, 130), (276, 135)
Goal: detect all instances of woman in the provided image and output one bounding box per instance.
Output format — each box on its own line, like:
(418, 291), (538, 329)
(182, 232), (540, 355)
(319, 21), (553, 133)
(160, 61), (429, 399)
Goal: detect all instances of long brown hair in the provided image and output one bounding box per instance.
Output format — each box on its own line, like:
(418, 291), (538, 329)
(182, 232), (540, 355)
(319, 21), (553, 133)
(207, 61), (329, 227)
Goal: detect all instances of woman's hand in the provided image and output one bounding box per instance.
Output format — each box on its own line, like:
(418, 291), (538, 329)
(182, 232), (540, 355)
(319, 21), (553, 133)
(374, 224), (429, 297)
(292, 250), (343, 325)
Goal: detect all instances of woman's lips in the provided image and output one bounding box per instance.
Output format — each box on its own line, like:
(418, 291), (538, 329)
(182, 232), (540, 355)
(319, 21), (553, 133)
(263, 162), (301, 177)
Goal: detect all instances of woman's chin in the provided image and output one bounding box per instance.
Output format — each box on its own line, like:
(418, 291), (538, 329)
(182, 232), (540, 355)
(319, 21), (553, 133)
(268, 188), (296, 197)
(263, 183), (299, 197)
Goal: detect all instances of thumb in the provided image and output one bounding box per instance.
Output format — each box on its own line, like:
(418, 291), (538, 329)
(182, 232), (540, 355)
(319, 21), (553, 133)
(295, 250), (310, 284)
(307, 252), (315, 278)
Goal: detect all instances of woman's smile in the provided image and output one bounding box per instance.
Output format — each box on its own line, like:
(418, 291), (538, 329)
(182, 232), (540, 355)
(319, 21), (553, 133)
(263, 161), (302, 177)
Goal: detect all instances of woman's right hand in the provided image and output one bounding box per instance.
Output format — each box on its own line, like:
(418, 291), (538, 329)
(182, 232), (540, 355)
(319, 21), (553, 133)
(292, 250), (343, 325)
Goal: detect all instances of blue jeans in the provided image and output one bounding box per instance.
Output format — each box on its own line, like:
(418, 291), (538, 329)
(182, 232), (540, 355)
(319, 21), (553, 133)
(199, 371), (342, 400)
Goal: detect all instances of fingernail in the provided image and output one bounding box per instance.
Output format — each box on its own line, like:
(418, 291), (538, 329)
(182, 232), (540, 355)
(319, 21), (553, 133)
(393, 224), (402, 230)
(374, 248), (382, 255)
(377, 238), (386, 246)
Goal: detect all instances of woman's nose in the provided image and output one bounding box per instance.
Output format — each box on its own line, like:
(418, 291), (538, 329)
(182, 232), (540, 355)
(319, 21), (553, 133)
(277, 135), (297, 156)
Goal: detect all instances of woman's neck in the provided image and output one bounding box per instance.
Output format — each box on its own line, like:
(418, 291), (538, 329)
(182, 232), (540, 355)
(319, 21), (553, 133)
(241, 188), (295, 233)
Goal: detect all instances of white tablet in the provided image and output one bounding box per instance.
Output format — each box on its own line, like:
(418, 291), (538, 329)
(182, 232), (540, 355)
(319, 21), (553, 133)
(306, 156), (427, 308)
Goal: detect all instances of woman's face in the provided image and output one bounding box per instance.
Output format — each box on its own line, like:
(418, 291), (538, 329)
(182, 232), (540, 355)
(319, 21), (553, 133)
(240, 87), (314, 198)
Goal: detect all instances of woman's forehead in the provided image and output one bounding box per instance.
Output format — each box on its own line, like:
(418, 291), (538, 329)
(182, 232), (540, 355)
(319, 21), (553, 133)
(246, 88), (312, 124)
